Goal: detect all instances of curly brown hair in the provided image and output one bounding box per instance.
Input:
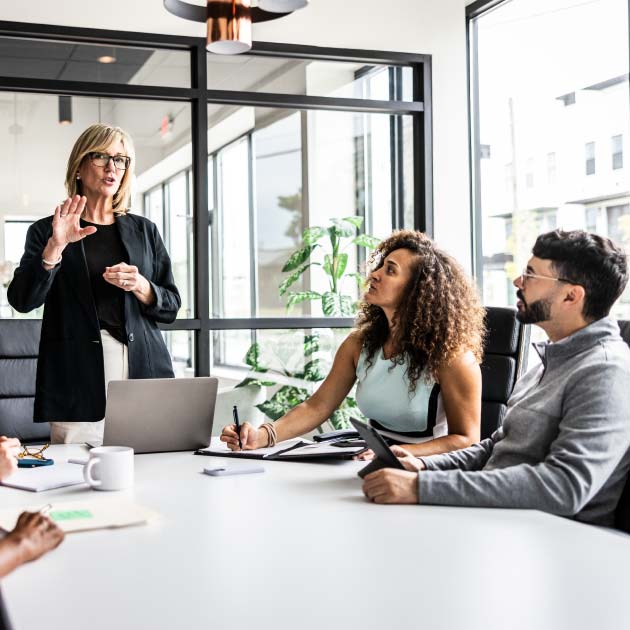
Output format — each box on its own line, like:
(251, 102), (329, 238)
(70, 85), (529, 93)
(355, 230), (486, 391)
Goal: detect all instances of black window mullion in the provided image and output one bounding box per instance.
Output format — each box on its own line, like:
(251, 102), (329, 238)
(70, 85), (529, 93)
(191, 41), (210, 377)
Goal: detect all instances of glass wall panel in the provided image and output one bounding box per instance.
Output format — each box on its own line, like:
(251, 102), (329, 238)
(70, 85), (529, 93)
(164, 330), (194, 378)
(471, 0), (630, 318)
(1, 92), (193, 319)
(209, 327), (357, 432)
(207, 104), (412, 319)
(0, 37), (191, 87)
(207, 55), (412, 101)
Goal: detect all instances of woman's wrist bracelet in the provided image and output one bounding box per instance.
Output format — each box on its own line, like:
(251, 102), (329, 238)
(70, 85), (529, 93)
(42, 255), (62, 267)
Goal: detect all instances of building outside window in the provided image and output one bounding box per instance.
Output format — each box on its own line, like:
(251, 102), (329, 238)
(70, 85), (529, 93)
(470, 0), (630, 321)
(612, 134), (623, 170)
(585, 141), (596, 176)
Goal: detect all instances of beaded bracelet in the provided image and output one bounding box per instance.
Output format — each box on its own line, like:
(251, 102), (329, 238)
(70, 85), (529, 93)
(260, 422), (278, 447)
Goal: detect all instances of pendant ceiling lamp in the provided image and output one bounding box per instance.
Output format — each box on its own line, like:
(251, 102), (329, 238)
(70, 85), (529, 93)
(163, 0), (309, 54)
(258, 0), (308, 11)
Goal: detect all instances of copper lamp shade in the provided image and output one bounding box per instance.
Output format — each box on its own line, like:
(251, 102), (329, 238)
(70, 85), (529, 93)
(207, 0), (252, 55)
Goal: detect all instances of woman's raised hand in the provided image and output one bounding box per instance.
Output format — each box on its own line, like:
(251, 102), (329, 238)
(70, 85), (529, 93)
(50, 196), (96, 247)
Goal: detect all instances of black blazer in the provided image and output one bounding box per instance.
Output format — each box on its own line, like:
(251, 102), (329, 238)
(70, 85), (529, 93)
(7, 213), (181, 422)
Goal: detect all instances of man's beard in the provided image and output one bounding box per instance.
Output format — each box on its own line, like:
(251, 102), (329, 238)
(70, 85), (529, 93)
(516, 290), (553, 324)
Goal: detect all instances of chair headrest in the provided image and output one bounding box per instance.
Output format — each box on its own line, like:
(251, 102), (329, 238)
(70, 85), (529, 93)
(484, 307), (521, 356)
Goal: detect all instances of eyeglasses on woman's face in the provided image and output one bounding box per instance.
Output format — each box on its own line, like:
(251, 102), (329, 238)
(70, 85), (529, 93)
(88, 152), (131, 171)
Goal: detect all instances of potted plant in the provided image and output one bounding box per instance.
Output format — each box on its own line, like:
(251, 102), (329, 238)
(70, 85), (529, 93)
(236, 217), (380, 430)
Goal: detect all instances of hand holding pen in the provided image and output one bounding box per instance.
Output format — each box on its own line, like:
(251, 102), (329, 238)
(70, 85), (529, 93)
(233, 405), (243, 449)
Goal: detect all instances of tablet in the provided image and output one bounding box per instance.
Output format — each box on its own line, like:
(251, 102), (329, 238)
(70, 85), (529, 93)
(349, 418), (405, 478)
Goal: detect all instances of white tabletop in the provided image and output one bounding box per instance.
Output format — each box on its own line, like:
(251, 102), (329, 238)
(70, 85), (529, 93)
(2, 445), (630, 630)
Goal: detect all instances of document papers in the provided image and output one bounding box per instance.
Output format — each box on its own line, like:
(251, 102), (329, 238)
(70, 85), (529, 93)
(196, 437), (366, 460)
(0, 462), (86, 492)
(0, 499), (156, 533)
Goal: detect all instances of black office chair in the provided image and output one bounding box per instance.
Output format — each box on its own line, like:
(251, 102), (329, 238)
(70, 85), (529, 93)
(0, 319), (50, 443)
(427, 306), (530, 441)
(614, 320), (630, 534)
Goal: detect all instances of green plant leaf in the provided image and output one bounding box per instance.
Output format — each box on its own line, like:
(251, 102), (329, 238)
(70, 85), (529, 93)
(328, 396), (364, 430)
(334, 252), (348, 279)
(235, 377), (276, 389)
(244, 343), (268, 372)
(323, 254), (333, 277)
(257, 385), (310, 421)
(303, 334), (320, 356)
(321, 291), (354, 316)
(302, 226), (327, 246)
(256, 400), (287, 421)
(342, 216), (364, 229)
(348, 272), (367, 289)
(282, 245), (316, 272)
(328, 222), (354, 238)
(303, 359), (324, 382)
(279, 263), (310, 296)
(352, 234), (381, 249)
(286, 290), (322, 312)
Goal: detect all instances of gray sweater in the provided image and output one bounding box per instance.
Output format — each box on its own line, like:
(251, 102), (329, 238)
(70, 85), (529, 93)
(419, 317), (630, 526)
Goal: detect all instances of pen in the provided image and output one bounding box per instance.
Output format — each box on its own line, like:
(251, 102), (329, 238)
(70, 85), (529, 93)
(233, 405), (243, 449)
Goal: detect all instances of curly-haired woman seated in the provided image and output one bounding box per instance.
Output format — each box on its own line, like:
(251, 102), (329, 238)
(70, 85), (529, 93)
(221, 230), (486, 457)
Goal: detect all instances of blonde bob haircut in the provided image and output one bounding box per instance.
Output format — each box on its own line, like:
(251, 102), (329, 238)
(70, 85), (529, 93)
(65, 123), (135, 216)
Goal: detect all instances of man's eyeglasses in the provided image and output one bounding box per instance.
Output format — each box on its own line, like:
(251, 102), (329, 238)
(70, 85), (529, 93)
(88, 152), (131, 171)
(18, 443), (50, 461)
(518, 268), (572, 285)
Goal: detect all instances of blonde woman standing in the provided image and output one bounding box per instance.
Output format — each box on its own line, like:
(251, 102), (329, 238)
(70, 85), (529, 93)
(8, 124), (180, 445)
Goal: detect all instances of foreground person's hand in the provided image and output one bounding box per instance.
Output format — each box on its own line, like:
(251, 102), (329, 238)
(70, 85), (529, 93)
(7, 512), (65, 563)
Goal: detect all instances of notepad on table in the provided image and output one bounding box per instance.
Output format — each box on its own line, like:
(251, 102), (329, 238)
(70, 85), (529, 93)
(0, 462), (86, 492)
(196, 437), (366, 460)
(0, 499), (156, 533)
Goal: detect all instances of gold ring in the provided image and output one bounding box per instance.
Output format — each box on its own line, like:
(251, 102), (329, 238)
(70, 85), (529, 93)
(122, 280), (127, 287)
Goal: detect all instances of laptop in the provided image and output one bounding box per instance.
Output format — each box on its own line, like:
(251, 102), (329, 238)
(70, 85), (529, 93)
(100, 377), (218, 454)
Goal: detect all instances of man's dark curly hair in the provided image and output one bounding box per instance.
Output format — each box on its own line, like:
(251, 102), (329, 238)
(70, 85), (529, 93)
(532, 229), (628, 321)
(355, 230), (486, 391)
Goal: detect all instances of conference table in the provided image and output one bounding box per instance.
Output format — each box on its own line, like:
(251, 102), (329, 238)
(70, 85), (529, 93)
(2, 444), (630, 630)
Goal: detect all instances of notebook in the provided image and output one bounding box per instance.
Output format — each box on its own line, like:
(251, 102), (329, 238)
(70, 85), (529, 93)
(0, 462), (86, 492)
(196, 437), (366, 460)
(0, 499), (156, 533)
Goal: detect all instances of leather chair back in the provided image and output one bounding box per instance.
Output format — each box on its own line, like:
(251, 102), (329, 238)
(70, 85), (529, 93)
(614, 320), (630, 533)
(427, 307), (530, 440)
(478, 307), (530, 439)
(0, 319), (50, 443)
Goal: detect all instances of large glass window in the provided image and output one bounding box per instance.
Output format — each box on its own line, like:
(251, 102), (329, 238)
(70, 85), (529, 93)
(470, 0), (630, 318)
(0, 23), (429, 406)
(0, 92), (193, 319)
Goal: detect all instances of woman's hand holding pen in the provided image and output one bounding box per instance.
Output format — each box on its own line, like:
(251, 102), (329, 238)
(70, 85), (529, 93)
(220, 422), (267, 451)
(43, 196), (96, 268)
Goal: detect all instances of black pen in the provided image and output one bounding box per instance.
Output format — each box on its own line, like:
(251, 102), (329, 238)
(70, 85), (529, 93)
(233, 405), (243, 449)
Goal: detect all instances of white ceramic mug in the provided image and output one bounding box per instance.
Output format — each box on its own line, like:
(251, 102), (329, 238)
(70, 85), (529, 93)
(84, 446), (134, 491)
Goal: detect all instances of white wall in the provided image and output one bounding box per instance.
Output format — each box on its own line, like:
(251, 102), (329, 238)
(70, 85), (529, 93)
(2, 0), (475, 267)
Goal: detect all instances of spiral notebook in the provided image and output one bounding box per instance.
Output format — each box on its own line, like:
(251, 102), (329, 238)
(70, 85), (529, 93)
(196, 437), (366, 461)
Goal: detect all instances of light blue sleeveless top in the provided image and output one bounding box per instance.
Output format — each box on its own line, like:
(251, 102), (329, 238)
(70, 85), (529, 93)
(355, 347), (435, 433)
